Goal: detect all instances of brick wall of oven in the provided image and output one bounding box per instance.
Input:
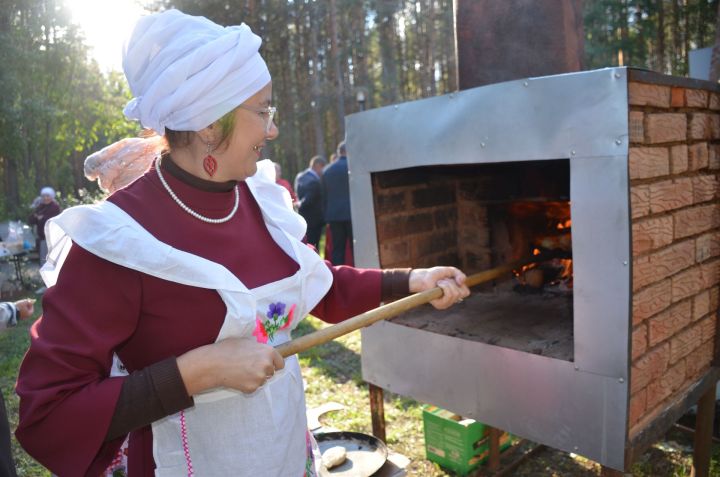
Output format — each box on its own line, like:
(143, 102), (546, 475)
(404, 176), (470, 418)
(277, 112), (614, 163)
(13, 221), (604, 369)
(628, 79), (720, 432)
(373, 170), (491, 272)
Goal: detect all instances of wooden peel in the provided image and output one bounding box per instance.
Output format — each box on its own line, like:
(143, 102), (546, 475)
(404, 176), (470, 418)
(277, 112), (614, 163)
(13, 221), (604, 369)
(275, 255), (541, 358)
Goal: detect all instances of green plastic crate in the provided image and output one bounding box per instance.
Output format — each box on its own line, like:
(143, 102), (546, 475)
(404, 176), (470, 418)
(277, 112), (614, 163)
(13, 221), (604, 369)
(422, 405), (511, 475)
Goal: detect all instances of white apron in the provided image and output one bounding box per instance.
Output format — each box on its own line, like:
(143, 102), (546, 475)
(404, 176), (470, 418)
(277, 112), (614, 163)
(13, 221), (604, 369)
(41, 160), (333, 476)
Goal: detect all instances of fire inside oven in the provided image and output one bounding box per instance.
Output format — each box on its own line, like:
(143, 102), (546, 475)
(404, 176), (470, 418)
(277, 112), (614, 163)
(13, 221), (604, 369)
(373, 158), (575, 362)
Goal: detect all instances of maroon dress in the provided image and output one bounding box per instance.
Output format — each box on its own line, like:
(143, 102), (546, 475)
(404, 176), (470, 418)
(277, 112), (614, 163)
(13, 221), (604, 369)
(15, 160), (387, 476)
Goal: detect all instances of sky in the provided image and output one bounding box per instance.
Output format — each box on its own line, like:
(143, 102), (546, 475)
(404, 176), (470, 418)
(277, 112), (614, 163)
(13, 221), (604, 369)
(63, 0), (149, 72)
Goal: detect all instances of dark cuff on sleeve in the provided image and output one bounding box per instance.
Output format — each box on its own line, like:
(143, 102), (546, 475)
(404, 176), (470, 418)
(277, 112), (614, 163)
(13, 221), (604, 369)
(106, 357), (194, 441)
(9, 304), (18, 327)
(153, 356), (194, 415)
(380, 268), (412, 301)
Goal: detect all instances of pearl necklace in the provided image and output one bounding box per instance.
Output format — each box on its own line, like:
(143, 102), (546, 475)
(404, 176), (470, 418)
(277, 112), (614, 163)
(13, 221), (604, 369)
(156, 156), (240, 224)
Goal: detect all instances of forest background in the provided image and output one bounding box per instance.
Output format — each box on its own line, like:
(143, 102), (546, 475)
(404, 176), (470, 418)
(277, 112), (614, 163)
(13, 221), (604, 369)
(1, 0), (719, 219)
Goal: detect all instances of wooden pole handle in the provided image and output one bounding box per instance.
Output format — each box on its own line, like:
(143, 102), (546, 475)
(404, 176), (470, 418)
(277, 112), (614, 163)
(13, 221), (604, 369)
(275, 256), (536, 358)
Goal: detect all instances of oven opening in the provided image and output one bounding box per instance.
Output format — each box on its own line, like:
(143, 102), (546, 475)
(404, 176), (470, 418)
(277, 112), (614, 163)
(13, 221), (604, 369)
(372, 159), (574, 362)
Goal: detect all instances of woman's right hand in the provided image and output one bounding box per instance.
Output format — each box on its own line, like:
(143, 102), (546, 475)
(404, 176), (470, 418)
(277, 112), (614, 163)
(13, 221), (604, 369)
(177, 338), (285, 395)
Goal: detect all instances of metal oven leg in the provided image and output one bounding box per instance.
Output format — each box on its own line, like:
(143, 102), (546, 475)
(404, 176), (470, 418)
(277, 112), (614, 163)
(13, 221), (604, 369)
(600, 466), (627, 476)
(692, 385), (716, 477)
(13, 257), (25, 287)
(369, 383), (386, 442)
(488, 426), (501, 471)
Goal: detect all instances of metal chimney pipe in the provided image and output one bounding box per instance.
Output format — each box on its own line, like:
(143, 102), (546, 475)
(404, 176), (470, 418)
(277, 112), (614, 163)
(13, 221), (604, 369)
(454, 0), (585, 89)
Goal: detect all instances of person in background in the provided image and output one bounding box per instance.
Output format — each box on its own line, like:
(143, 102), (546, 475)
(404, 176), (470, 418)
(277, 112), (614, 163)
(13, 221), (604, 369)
(323, 141), (352, 265)
(328, 152), (338, 163)
(28, 187), (61, 265)
(294, 155), (326, 250)
(274, 161), (297, 204)
(14, 9), (469, 476)
(0, 298), (34, 477)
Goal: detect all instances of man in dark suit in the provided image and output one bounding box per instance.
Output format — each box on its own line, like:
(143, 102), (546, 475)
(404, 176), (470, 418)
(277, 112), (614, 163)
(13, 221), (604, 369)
(323, 141), (352, 265)
(294, 155), (326, 250)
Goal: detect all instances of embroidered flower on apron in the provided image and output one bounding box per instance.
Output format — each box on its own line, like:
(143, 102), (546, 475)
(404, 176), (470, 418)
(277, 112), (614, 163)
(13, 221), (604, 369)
(253, 301), (296, 343)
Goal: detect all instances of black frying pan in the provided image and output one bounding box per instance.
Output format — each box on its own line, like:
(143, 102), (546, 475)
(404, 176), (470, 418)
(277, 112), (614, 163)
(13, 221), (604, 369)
(316, 431), (389, 477)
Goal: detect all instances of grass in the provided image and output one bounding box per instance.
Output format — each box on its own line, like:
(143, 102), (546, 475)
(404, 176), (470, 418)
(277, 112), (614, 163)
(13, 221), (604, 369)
(0, 305), (49, 477)
(2, 301), (719, 476)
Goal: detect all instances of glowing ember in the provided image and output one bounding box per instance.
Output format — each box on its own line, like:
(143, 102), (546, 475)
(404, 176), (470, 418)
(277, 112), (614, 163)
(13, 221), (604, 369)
(511, 205), (573, 289)
(556, 219), (572, 230)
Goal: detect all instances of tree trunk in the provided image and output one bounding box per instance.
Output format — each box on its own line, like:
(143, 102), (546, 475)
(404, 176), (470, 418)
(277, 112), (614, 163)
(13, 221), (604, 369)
(633, 0), (644, 68)
(350, 2), (370, 110)
(697, 0), (708, 47)
(377, 0), (400, 103)
(445, 0), (458, 91)
(275, 2), (299, 174)
(657, 0), (666, 73)
(328, 0), (345, 140)
(672, 0), (682, 74)
(621, 0), (630, 65)
(291, 0), (309, 176)
(72, 151), (85, 194)
(44, 119), (50, 188)
(710, 1), (720, 82)
(245, 0), (256, 19)
(309, 3), (326, 158)
(682, 0), (690, 74)
(5, 156), (19, 215)
(412, 0), (424, 97)
(426, 0), (437, 96)
(395, 0), (406, 99)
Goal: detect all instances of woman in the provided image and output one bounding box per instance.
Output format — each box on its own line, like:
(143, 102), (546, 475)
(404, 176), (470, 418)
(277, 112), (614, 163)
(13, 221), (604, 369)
(15, 9), (469, 476)
(28, 186), (61, 264)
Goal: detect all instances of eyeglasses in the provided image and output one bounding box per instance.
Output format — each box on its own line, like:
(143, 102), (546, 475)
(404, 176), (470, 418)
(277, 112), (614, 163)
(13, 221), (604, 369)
(237, 105), (277, 133)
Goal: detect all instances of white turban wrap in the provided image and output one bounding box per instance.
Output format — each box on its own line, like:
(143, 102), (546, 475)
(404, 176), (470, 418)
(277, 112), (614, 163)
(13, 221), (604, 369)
(122, 9), (271, 135)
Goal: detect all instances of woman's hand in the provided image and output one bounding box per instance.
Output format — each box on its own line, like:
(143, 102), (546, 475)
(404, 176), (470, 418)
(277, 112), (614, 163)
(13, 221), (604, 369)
(14, 299), (35, 320)
(409, 266), (470, 310)
(177, 337), (285, 396)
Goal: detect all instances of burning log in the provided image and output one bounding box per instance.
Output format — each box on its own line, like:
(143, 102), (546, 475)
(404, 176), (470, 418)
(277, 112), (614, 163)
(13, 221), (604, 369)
(535, 233), (571, 252)
(523, 268), (545, 288)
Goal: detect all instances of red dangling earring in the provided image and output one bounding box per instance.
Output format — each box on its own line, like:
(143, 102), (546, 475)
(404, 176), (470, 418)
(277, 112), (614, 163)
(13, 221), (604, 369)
(203, 143), (217, 177)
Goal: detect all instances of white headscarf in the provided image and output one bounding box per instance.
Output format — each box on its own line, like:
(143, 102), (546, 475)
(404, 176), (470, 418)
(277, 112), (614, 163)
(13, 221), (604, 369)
(40, 187), (55, 198)
(122, 9), (271, 135)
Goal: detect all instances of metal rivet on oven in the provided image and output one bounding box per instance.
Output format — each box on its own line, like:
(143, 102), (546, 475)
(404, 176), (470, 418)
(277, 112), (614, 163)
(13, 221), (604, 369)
(618, 378), (625, 383)
(449, 93), (455, 98)
(573, 446), (579, 451)
(623, 261), (628, 266)
(481, 142), (486, 148)
(574, 365), (579, 370)
(615, 139), (622, 145)
(614, 72), (621, 78)
(571, 150), (576, 156)
(523, 81), (529, 87)
(394, 105), (399, 110)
